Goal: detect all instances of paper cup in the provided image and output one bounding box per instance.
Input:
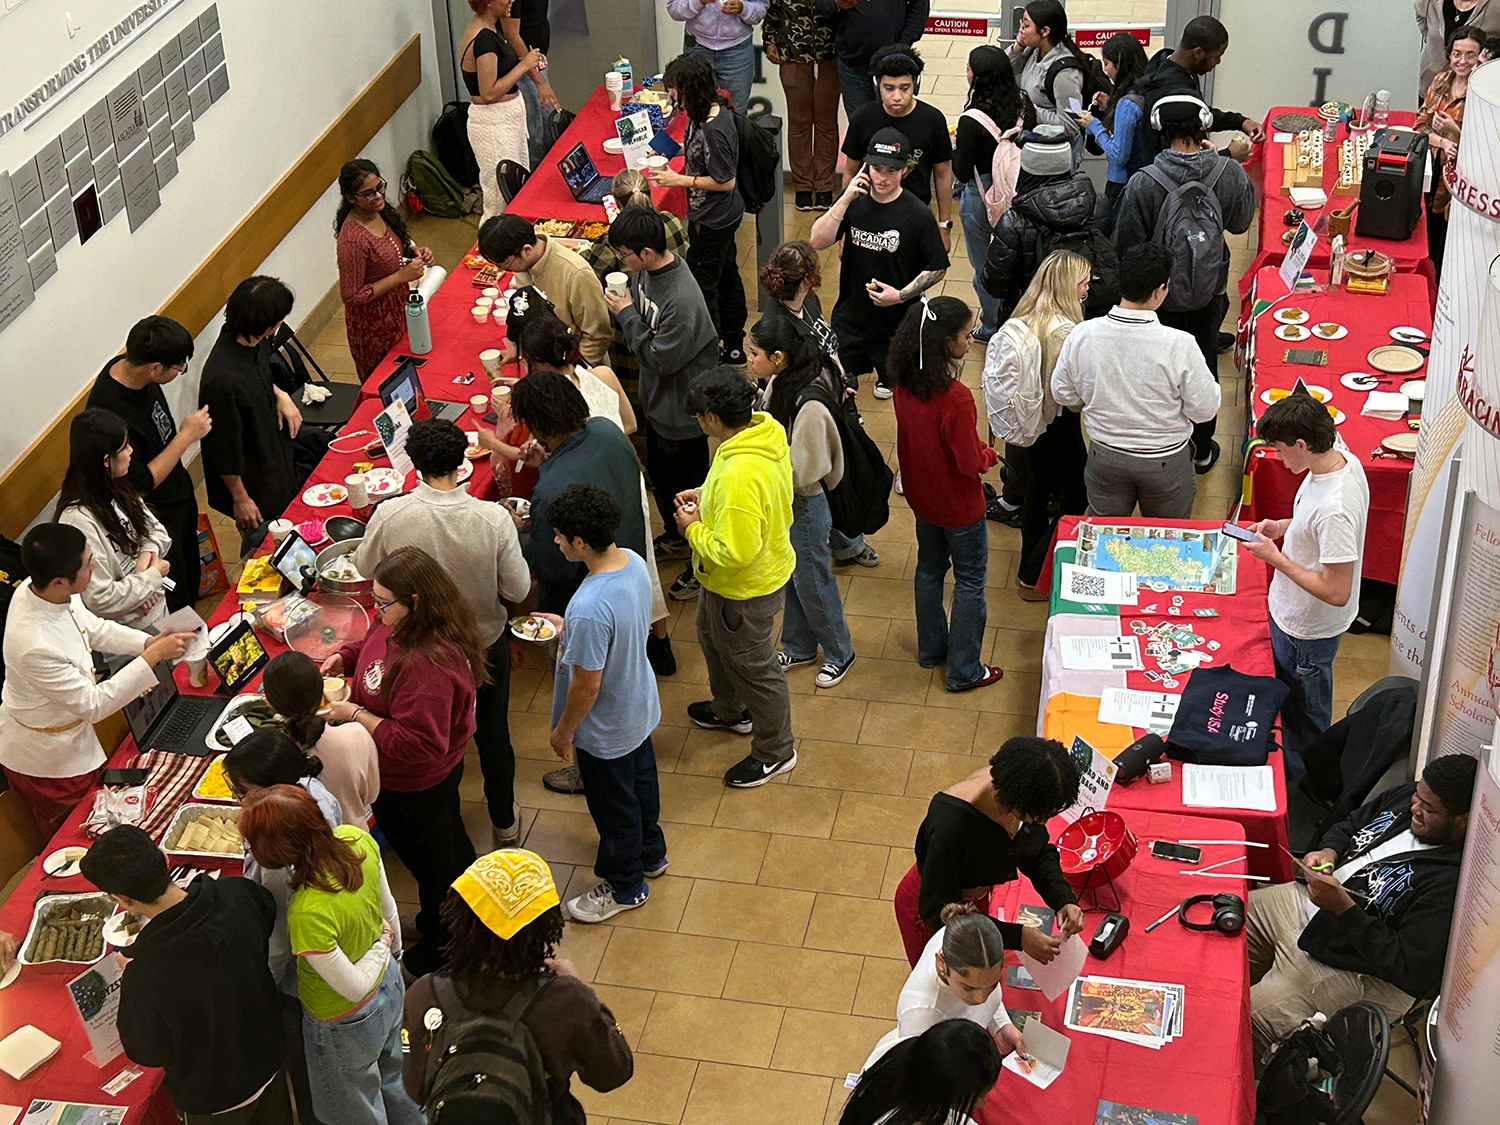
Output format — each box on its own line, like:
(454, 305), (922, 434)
(646, 155), (668, 172)
(471, 306), (489, 324)
(345, 474), (369, 509)
(491, 385), (512, 418)
(470, 394), (490, 415)
(479, 349), (503, 378)
(268, 519), (293, 544)
(493, 300), (509, 322)
(187, 657), (208, 687)
(475, 296), (494, 309)
(606, 272), (629, 297)
(481, 287), (500, 299)
(323, 677), (350, 704)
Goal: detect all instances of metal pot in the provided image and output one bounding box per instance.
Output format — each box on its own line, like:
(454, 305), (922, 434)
(314, 539), (371, 601)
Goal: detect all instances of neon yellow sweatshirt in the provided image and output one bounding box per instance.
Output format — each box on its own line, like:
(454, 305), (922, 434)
(685, 412), (796, 599)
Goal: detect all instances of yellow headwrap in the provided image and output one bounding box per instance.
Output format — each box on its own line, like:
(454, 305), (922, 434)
(451, 848), (560, 939)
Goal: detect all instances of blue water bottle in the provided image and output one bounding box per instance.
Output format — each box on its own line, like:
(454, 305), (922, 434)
(406, 286), (432, 355)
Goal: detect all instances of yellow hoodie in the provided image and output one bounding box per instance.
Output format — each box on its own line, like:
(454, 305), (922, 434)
(685, 412), (795, 599)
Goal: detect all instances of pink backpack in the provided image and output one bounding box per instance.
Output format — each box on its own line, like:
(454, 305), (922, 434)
(960, 109), (1023, 225)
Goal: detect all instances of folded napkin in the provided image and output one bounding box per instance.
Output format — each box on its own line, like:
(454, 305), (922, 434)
(301, 383), (332, 405)
(1362, 391), (1410, 420)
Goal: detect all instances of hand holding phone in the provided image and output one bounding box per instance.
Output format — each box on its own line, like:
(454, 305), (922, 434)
(1220, 522), (1258, 544)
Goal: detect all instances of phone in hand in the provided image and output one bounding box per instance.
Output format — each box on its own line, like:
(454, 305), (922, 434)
(1220, 522), (1258, 544)
(1150, 840), (1203, 863)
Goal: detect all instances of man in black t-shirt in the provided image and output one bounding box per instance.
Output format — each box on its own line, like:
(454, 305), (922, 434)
(840, 46), (954, 248)
(810, 127), (949, 399)
(87, 316), (212, 611)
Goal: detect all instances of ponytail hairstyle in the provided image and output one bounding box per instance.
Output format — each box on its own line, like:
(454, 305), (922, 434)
(1024, 0), (1091, 67)
(518, 314), (583, 372)
(223, 728), (325, 801)
(965, 45), (1026, 132)
(939, 902), (1009, 970)
(837, 1019), (1001, 1125)
(759, 240), (823, 303)
(609, 168), (654, 211)
(261, 651), (329, 750)
(1101, 32), (1148, 122)
(747, 314), (828, 429)
(886, 296), (974, 403)
(55, 408), (153, 557)
(334, 158), (413, 253)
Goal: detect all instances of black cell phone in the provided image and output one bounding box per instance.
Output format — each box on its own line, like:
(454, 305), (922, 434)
(365, 442), (386, 457)
(1220, 522), (1258, 544)
(101, 768), (149, 787)
(393, 355), (428, 367)
(1150, 840), (1203, 863)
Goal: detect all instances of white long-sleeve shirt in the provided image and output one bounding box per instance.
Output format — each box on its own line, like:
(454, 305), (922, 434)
(1050, 306), (1221, 456)
(0, 581), (157, 778)
(58, 501), (171, 629)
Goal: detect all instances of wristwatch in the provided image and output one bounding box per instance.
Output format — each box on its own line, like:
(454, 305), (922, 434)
(937, 220), (953, 230)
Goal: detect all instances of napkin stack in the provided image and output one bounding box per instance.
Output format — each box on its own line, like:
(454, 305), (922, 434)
(1362, 391), (1410, 421)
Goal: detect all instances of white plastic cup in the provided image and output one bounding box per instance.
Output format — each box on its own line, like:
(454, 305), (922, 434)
(606, 271), (629, 297)
(268, 518), (293, 544)
(479, 349), (503, 378)
(475, 296), (494, 309)
(481, 287), (500, 300)
(187, 657), (209, 687)
(470, 394), (490, 415)
(646, 155), (668, 173)
(492, 384), (512, 420)
(323, 676), (350, 704)
(472, 306), (490, 323)
(492, 305), (507, 325)
(345, 474), (369, 509)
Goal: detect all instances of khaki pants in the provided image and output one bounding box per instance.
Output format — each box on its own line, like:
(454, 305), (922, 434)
(1247, 881), (1414, 1062)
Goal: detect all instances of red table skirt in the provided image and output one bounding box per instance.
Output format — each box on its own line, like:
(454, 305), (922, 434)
(971, 809), (1255, 1125)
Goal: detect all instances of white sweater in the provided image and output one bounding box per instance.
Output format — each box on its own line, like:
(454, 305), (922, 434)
(1050, 306), (1221, 456)
(58, 501), (171, 629)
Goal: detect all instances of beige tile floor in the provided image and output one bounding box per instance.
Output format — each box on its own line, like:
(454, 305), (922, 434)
(194, 41), (1416, 1121)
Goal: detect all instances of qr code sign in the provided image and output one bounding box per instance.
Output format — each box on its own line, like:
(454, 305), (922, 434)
(1069, 572), (1107, 598)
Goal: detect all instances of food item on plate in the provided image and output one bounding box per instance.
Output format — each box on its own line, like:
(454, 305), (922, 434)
(27, 903), (107, 962)
(195, 757), (235, 800)
(511, 615), (556, 641)
(577, 221), (610, 241)
(173, 813), (242, 854)
(1314, 322), (1340, 337)
(1280, 325), (1307, 339)
(535, 219), (576, 237)
(320, 555), (364, 582)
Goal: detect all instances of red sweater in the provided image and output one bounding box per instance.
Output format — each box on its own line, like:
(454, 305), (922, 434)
(894, 380), (999, 529)
(337, 624), (476, 792)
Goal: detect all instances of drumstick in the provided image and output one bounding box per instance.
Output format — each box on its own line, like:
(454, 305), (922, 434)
(1183, 870), (1270, 883)
(1177, 839), (1269, 848)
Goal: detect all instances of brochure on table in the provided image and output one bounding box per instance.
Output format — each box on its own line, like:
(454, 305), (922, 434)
(615, 110), (654, 171)
(373, 398), (414, 477)
(1059, 736), (1118, 824)
(67, 954), (124, 1066)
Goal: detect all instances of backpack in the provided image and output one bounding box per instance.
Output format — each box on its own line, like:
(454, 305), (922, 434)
(0, 535), (27, 701)
(432, 100), (480, 187)
(981, 318), (1048, 447)
(731, 105), (780, 213)
(1042, 51), (1113, 111)
(406, 150), (471, 219)
(793, 381), (892, 537)
(1143, 159), (1231, 312)
(420, 972), (554, 1125)
(1034, 221), (1120, 320)
(959, 109), (1023, 225)
(1256, 1019), (1344, 1123)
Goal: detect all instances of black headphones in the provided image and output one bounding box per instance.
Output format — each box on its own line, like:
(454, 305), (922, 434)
(1178, 892), (1246, 934)
(872, 50), (923, 96)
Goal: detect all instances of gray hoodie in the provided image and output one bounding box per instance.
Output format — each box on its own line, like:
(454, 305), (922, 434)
(617, 256), (720, 441)
(1113, 147), (1256, 271)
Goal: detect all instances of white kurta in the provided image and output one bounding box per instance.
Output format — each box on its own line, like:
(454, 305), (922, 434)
(0, 581), (158, 778)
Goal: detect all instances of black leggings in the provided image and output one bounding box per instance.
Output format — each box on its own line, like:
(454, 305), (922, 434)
(687, 217), (747, 350)
(372, 762), (475, 956)
(1015, 410), (1089, 587)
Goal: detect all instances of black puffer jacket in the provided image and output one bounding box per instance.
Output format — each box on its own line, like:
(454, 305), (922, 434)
(980, 172), (1119, 322)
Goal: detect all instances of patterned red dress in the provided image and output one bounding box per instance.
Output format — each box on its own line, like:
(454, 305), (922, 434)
(336, 219), (410, 379)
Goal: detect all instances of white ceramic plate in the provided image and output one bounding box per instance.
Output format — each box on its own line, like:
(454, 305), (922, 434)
(41, 846), (87, 878)
(1390, 326), (1428, 344)
(301, 483), (348, 507)
(1261, 385), (1331, 406)
(509, 615), (557, 643)
(1274, 308), (1309, 324)
(1400, 380), (1427, 400)
(1275, 324), (1313, 342)
(1341, 372), (1381, 390)
(602, 137), (624, 154)
(1308, 322), (1348, 341)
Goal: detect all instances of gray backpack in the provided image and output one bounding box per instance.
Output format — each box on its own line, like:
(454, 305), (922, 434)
(1143, 159), (1230, 313)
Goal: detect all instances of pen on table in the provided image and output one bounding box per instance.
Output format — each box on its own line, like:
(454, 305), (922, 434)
(1144, 904), (1180, 933)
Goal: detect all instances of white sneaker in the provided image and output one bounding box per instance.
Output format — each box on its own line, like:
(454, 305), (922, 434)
(872, 383), (894, 400)
(894, 471), (904, 496)
(566, 882), (648, 924)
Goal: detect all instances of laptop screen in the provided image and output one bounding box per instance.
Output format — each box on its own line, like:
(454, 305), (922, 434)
(378, 359), (421, 415)
(123, 663), (178, 747)
(557, 143), (599, 195)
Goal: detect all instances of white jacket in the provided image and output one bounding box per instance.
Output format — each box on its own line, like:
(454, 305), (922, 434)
(57, 501), (171, 629)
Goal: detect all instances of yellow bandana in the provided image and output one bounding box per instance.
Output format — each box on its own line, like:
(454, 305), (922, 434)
(452, 849), (560, 939)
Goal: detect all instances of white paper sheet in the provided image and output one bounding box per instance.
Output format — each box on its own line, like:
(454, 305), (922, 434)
(1098, 687), (1180, 733)
(1060, 634), (1142, 671)
(1058, 563), (1139, 605)
(1018, 933), (1089, 1001)
(1273, 131), (1293, 143)
(1181, 763), (1278, 811)
(1002, 1017), (1071, 1089)
(153, 606), (209, 661)
(1362, 390), (1410, 420)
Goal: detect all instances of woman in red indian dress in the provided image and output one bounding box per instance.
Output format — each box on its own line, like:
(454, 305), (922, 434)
(335, 159), (435, 379)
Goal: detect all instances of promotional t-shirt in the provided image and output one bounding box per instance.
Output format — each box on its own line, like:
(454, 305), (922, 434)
(287, 825), (385, 1021)
(87, 359), (196, 514)
(830, 189), (949, 343)
(552, 551), (661, 758)
(1267, 449), (1370, 640)
(842, 100), (954, 204)
(685, 107), (745, 230)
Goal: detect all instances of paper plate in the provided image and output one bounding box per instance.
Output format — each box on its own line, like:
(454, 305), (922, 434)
(0, 960), (19, 990)
(1390, 326), (1429, 344)
(1382, 432), (1419, 457)
(1400, 380), (1427, 400)
(1369, 346), (1425, 374)
(294, 518), (327, 546)
(363, 467), (405, 499)
(1329, 408), (1346, 425)
(1275, 324), (1313, 342)
(1273, 308), (1309, 324)
(41, 846), (87, 878)
(510, 615), (557, 643)
(602, 137), (624, 154)
(1308, 322), (1348, 341)
(1341, 372), (1380, 390)
(1262, 385), (1331, 405)
(408, 461), (473, 490)
(302, 483), (348, 507)
(102, 912), (142, 948)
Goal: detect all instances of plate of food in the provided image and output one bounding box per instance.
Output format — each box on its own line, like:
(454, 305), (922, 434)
(193, 754), (236, 801)
(1262, 385), (1331, 405)
(1310, 321), (1348, 340)
(509, 614), (558, 643)
(465, 431), (487, 459)
(1390, 325), (1429, 344)
(363, 467), (405, 499)
(502, 497), (531, 520)
(1275, 324), (1312, 342)
(295, 518), (327, 546)
(1274, 308), (1310, 324)
(102, 911), (144, 948)
(302, 482), (348, 508)
(18, 893), (112, 965)
(535, 218), (577, 237)
(1328, 407), (1346, 425)
(1369, 345), (1425, 374)
(1341, 372), (1382, 390)
(42, 845), (88, 878)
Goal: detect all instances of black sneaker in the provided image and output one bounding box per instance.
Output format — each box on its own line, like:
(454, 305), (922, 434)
(654, 532), (691, 560)
(647, 632), (677, 677)
(986, 493), (1024, 528)
(688, 701), (753, 734)
(814, 191), (834, 210)
(1217, 331), (1235, 354)
(1193, 439), (1222, 475)
(724, 749), (798, 787)
(669, 569), (700, 600)
(720, 344), (747, 366)
(795, 190), (816, 211)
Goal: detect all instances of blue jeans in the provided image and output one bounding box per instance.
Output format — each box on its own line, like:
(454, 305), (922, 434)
(1269, 618), (1342, 778)
(959, 178), (1002, 337)
(519, 73), (548, 169)
(576, 737), (666, 901)
(914, 516), (989, 689)
(783, 493), (855, 666)
(690, 38), (755, 113)
(830, 528), (867, 560)
(303, 958), (422, 1125)
(837, 57), (879, 117)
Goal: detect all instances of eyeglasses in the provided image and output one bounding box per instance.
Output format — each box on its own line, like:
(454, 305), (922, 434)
(372, 593), (399, 610)
(356, 180), (388, 201)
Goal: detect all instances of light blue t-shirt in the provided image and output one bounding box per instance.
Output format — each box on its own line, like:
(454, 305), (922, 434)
(551, 550), (660, 758)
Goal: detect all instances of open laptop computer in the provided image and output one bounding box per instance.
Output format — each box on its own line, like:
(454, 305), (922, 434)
(378, 358), (466, 423)
(557, 142), (613, 204)
(123, 663), (230, 757)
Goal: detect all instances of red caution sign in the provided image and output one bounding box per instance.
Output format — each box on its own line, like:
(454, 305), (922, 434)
(925, 17), (991, 37)
(1072, 28), (1152, 49)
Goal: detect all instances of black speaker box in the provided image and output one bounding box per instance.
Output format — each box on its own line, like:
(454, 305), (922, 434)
(1355, 128), (1430, 241)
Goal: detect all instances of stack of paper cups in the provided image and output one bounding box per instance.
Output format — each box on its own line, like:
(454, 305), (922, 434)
(605, 71), (623, 110)
(346, 474), (369, 509)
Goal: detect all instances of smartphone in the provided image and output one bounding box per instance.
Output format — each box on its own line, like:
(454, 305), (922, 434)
(1150, 841), (1203, 863)
(1220, 522), (1258, 544)
(393, 355), (428, 368)
(101, 768), (149, 787)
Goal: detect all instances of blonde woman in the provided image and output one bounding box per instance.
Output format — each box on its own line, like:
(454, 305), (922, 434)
(462, 0), (541, 219)
(981, 250), (1091, 597)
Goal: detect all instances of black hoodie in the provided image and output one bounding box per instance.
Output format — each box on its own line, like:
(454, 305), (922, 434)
(1299, 782), (1464, 999)
(815, 0), (928, 70)
(1128, 48), (1253, 176)
(117, 875), (285, 1114)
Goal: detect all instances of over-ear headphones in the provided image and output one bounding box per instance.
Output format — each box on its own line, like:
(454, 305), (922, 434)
(1178, 892), (1246, 934)
(871, 50), (923, 96)
(1151, 93), (1215, 132)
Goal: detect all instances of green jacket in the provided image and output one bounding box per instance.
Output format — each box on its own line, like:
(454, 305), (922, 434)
(686, 412), (795, 599)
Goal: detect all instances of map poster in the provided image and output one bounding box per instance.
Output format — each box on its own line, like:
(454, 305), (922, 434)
(1075, 522), (1237, 594)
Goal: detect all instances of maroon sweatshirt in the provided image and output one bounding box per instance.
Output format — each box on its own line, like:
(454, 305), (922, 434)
(894, 379), (1000, 529)
(337, 623), (476, 792)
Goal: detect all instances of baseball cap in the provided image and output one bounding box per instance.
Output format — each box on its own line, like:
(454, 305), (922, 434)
(865, 127), (912, 168)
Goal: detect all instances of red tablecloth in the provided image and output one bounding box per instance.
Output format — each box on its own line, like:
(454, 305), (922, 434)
(974, 809), (1255, 1125)
(506, 85), (688, 224)
(1243, 267), (1429, 586)
(1242, 107), (1434, 303)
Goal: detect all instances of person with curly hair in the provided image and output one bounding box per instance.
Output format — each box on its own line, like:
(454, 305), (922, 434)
(894, 736), (1083, 966)
(401, 850), (633, 1124)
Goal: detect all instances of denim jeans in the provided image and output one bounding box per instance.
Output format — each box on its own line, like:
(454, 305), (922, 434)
(830, 528), (868, 560)
(1269, 618), (1343, 778)
(914, 516), (989, 689)
(576, 737), (667, 900)
(519, 73), (548, 170)
(690, 37), (755, 113)
(303, 959), (422, 1125)
(837, 57), (879, 117)
(959, 178), (1002, 337)
(783, 493), (855, 666)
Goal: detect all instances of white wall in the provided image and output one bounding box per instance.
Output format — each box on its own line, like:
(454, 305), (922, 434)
(0, 0), (443, 481)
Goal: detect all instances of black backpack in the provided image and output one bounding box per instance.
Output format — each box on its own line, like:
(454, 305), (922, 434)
(1035, 223), (1120, 319)
(419, 972), (554, 1125)
(731, 105), (780, 214)
(432, 101), (481, 188)
(793, 382), (892, 537)
(1256, 1020), (1345, 1123)
(0, 535), (27, 701)
(1043, 51), (1113, 111)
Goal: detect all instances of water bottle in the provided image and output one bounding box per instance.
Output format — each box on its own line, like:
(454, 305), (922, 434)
(1374, 90), (1391, 128)
(406, 286), (432, 355)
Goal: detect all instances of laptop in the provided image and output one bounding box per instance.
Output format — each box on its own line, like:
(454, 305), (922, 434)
(557, 142), (613, 204)
(123, 663), (229, 757)
(378, 358), (466, 423)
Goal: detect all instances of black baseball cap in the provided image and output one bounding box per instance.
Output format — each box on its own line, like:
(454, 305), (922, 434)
(865, 127), (912, 168)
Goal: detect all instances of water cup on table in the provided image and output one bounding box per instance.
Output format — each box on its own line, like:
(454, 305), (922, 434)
(605, 272), (629, 298)
(492, 304), (508, 324)
(480, 349), (503, 379)
(475, 296), (494, 310)
(481, 287), (500, 300)
(345, 473), (369, 509)
(470, 394), (490, 418)
(471, 305), (490, 324)
(269, 518), (293, 544)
